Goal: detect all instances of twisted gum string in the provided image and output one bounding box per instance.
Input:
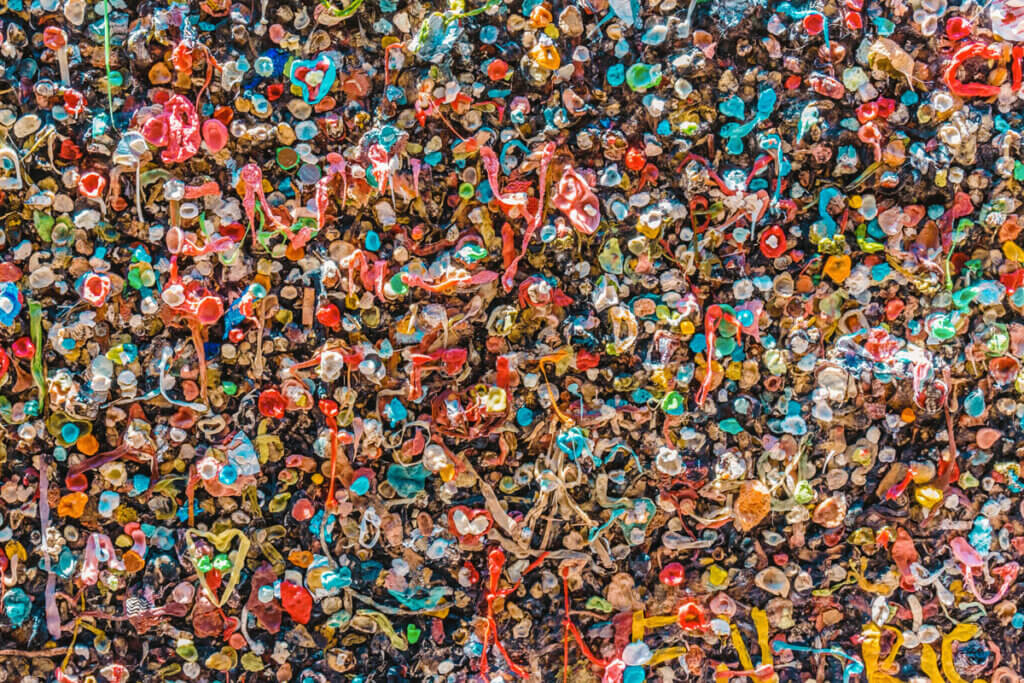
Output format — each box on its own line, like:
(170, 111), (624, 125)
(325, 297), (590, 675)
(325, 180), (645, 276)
(861, 623), (904, 683)
(479, 548), (549, 678)
(921, 643), (943, 683)
(80, 533), (125, 586)
(101, 0), (116, 128)
(40, 455), (62, 639)
(191, 312), (209, 406)
(482, 148), (535, 221)
(320, 0), (365, 19)
(504, 143), (556, 291)
(164, 257), (219, 407)
(29, 301), (46, 408)
(561, 566), (608, 682)
(240, 164), (289, 249)
(941, 623), (981, 683)
(324, 418), (354, 510)
(752, 608), (773, 670)
(696, 305), (741, 407)
(66, 430), (149, 480)
(480, 142), (557, 289)
(186, 465), (199, 528)
(730, 620), (756, 672)
(772, 641), (864, 683)
(709, 611), (783, 682)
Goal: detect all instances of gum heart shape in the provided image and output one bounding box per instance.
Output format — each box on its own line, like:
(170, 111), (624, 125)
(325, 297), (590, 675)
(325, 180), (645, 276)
(406, 623), (422, 644)
(290, 55), (337, 104)
(552, 167), (600, 235)
(184, 528), (250, 608)
(448, 506), (493, 542)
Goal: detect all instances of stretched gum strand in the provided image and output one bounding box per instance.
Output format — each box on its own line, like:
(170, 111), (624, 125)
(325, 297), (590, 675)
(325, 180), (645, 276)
(39, 455), (62, 639)
(647, 646), (688, 667)
(728, 619), (756, 675)
(325, 420), (355, 512)
(696, 305), (742, 407)
(123, 522), (147, 559)
(238, 605), (265, 656)
(501, 142), (557, 291)
(1, 552), (19, 589)
(239, 163), (289, 249)
(587, 508), (626, 544)
(758, 135), (785, 203)
(478, 547), (549, 679)
(99, 0), (116, 123)
(920, 643), (944, 683)
(629, 610), (679, 643)
(771, 642), (865, 683)
(157, 346), (209, 414)
(80, 533), (125, 586)
(66, 433), (151, 480)
(483, 145), (532, 215)
(944, 42), (1003, 98)
(677, 0), (699, 38)
(861, 623), (906, 683)
(551, 165), (601, 235)
(752, 608), (773, 670)
(594, 442), (641, 471)
(163, 260), (222, 404)
(715, 664), (775, 681)
(941, 623), (983, 683)
(712, 611), (778, 681)
(850, 557), (898, 596)
(29, 301), (46, 409)
(962, 560), (1020, 605)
